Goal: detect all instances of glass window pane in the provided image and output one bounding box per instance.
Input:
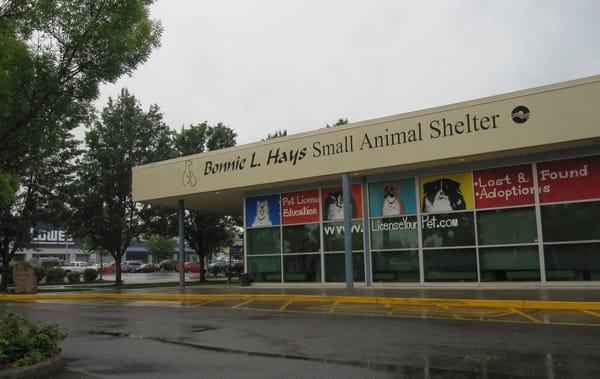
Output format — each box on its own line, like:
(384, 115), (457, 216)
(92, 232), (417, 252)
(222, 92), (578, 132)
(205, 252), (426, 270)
(283, 254), (321, 282)
(545, 243), (600, 281)
(323, 221), (364, 252)
(372, 251), (419, 282)
(421, 212), (475, 247)
(477, 207), (537, 245)
(370, 216), (418, 250)
(479, 246), (540, 282)
(282, 224), (320, 253)
(424, 249), (477, 282)
(247, 227), (281, 255)
(247, 256), (281, 282)
(324, 253), (364, 282)
(541, 201), (600, 242)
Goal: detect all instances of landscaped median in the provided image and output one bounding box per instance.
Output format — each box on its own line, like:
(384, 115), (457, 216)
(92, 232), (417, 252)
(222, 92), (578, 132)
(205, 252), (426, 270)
(1, 292), (600, 311)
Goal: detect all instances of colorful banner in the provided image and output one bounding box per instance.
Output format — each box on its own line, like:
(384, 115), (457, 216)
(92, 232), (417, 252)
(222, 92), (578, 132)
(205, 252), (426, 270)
(281, 189), (320, 224)
(473, 165), (534, 208)
(419, 172), (474, 213)
(369, 178), (416, 217)
(537, 155), (600, 203)
(322, 184), (363, 221)
(245, 195), (281, 227)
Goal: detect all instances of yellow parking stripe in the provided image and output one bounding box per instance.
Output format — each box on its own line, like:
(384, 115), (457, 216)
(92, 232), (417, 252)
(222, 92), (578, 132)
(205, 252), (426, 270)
(232, 299), (254, 309)
(510, 308), (542, 324)
(582, 310), (600, 318)
(277, 300), (295, 311)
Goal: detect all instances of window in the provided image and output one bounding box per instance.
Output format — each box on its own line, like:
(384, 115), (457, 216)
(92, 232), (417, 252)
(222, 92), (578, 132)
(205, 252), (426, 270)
(247, 227), (281, 255)
(324, 253), (364, 282)
(283, 254), (321, 282)
(421, 212), (475, 248)
(247, 256), (281, 282)
(370, 216), (418, 250)
(545, 243), (600, 281)
(372, 251), (419, 282)
(477, 207), (537, 245)
(479, 246), (540, 282)
(541, 201), (600, 242)
(282, 224), (320, 253)
(322, 221), (364, 252)
(423, 249), (477, 282)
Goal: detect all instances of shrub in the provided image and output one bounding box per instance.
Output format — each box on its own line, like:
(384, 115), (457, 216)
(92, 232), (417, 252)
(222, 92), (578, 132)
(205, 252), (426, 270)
(66, 272), (80, 283)
(33, 266), (46, 284)
(0, 311), (67, 368)
(82, 268), (98, 282)
(45, 268), (65, 284)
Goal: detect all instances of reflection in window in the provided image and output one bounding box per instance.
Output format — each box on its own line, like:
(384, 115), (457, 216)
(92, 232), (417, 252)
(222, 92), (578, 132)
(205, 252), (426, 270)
(541, 201), (600, 242)
(370, 217), (418, 250)
(424, 249), (477, 282)
(283, 254), (321, 282)
(479, 246), (540, 282)
(247, 227), (281, 255)
(545, 243), (600, 281)
(282, 224), (320, 253)
(323, 221), (364, 252)
(421, 212), (475, 248)
(324, 253), (364, 282)
(477, 207), (537, 245)
(247, 256), (281, 282)
(372, 251), (419, 282)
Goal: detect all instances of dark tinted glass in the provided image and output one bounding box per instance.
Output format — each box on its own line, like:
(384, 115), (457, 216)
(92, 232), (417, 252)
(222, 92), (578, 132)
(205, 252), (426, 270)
(247, 227), (281, 255)
(477, 207), (537, 245)
(283, 254), (321, 282)
(545, 243), (600, 281)
(421, 212), (475, 247)
(479, 246), (540, 282)
(282, 224), (320, 253)
(323, 221), (364, 252)
(324, 253), (365, 282)
(424, 249), (477, 282)
(370, 216), (418, 250)
(247, 256), (281, 282)
(372, 251), (419, 282)
(541, 201), (600, 242)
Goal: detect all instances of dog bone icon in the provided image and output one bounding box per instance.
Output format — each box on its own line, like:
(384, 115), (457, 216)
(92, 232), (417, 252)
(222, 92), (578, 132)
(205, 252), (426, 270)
(182, 160), (198, 187)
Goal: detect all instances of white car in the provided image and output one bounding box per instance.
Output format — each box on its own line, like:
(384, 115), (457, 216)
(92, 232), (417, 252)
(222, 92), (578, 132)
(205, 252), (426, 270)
(61, 261), (90, 273)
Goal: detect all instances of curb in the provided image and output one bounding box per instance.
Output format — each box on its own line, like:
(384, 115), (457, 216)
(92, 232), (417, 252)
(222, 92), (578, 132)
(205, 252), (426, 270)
(1, 292), (600, 311)
(0, 355), (64, 379)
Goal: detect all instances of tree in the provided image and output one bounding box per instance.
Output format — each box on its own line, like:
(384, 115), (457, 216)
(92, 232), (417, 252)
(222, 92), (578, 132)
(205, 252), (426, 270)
(0, 0), (162, 289)
(145, 235), (175, 263)
(263, 130), (287, 141)
(326, 118), (349, 128)
(172, 122), (239, 281)
(68, 89), (173, 285)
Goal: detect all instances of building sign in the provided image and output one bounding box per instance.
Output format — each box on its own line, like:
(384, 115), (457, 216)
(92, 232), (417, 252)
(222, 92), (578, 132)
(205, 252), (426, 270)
(31, 229), (74, 245)
(281, 189), (320, 224)
(322, 184), (363, 221)
(473, 165), (534, 208)
(537, 155), (600, 203)
(419, 172), (474, 213)
(369, 178), (416, 217)
(245, 195), (281, 227)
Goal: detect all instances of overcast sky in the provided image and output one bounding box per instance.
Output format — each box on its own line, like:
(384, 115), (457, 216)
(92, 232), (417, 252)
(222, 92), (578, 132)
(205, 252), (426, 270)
(96, 0), (600, 145)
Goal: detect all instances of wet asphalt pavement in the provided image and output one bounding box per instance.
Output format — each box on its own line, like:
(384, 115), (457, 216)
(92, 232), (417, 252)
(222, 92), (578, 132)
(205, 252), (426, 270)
(2, 301), (599, 378)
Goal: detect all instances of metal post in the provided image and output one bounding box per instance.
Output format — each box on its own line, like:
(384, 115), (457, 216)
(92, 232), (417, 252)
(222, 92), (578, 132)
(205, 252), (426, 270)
(361, 176), (372, 287)
(178, 199), (185, 289)
(342, 173), (354, 289)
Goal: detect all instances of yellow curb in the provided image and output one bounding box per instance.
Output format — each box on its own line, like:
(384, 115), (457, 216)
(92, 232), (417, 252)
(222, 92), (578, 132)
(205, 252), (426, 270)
(1, 292), (600, 311)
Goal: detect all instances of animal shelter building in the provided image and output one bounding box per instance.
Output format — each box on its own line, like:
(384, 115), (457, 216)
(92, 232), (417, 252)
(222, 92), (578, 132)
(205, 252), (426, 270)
(133, 75), (600, 287)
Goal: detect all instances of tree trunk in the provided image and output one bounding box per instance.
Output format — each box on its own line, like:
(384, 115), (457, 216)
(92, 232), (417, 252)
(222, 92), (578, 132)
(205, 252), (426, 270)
(114, 254), (123, 285)
(0, 258), (10, 291)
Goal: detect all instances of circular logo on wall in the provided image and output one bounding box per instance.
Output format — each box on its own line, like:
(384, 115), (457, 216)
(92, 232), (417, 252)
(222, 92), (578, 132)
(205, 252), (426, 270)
(511, 106), (530, 124)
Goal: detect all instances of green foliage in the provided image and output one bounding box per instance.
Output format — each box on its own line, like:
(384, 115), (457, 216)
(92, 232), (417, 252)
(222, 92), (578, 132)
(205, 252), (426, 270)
(0, 311), (67, 368)
(326, 118), (349, 128)
(3, 262), (17, 288)
(67, 89), (174, 285)
(44, 268), (65, 285)
(66, 272), (80, 284)
(145, 235), (175, 263)
(82, 268), (98, 282)
(32, 266), (45, 284)
(263, 130), (287, 141)
(0, 0), (162, 290)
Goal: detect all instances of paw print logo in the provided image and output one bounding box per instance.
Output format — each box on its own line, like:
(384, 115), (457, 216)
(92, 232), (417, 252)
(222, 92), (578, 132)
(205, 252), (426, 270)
(511, 106), (530, 124)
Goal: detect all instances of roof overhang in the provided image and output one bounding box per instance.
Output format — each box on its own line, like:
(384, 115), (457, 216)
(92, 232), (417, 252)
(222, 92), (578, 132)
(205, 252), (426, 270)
(133, 75), (600, 215)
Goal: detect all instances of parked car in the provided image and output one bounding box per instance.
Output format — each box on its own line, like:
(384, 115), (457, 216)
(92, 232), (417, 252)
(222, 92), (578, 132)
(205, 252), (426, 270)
(137, 263), (159, 273)
(121, 261), (143, 273)
(175, 261), (203, 273)
(159, 260), (177, 272)
(33, 257), (63, 269)
(93, 262), (116, 274)
(208, 258), (243, 276)
(61, 261), (90, 273)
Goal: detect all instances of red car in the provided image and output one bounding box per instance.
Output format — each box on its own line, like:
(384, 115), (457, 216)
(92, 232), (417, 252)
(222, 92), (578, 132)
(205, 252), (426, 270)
(175, 262), (203, 273)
